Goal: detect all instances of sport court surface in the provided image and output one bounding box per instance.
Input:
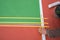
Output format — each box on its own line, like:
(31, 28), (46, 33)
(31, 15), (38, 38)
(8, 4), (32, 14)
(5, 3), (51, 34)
(1, 0), (59, 40)
(0, 0), (43, 40)
(0, 0), (40, 24)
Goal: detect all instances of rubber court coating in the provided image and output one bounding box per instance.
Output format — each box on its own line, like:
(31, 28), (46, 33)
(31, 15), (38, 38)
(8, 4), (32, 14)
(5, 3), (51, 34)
(0, 0), (40, 23)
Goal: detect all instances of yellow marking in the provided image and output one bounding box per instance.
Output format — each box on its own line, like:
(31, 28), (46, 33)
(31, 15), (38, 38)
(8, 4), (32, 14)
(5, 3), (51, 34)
(0, 22), (48, 24)
(0, 25), (49, 28)
(0, 17), (48, 19)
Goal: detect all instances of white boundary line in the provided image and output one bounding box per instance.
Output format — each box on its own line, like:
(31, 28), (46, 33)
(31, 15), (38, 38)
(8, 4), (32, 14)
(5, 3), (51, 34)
(39, 0), (46, 40)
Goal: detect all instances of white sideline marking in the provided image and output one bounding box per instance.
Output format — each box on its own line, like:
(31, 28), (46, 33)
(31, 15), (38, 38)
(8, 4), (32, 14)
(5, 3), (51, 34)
(48, 1), (60, 8)
(39, 0), (46, 40)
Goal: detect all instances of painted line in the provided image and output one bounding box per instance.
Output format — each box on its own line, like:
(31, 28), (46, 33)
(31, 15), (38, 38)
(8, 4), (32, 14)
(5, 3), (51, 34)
(0, 24), (49, 27)
(0, 22), (48, 24)
(39, 0), (46, 40)
(0, 17), (48, 19)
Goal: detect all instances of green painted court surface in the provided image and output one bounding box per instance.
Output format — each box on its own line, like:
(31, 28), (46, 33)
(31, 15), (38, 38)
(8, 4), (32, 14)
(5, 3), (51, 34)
(0, 0), (40, 24)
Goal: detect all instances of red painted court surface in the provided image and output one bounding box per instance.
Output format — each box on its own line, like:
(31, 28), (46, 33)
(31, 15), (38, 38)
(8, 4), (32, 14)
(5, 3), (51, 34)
(0, 27), (42, 40)
(43, 0), (60, 40)
(0, 0), (60, 40)
(43, 0), (60, 29)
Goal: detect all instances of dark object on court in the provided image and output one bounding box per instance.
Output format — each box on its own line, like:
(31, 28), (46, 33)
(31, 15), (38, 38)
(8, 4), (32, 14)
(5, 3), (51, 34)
(46, 28), (60, 38)
(55, 5), (60, 18)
